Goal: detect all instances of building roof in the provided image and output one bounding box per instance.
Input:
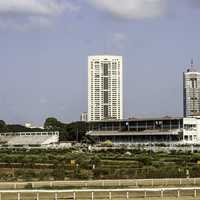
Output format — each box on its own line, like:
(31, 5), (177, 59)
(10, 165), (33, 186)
(88, 117), (183, 123)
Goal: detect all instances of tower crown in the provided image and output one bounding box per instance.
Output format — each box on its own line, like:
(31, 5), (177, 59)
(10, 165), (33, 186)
(187, 59), (197, 72)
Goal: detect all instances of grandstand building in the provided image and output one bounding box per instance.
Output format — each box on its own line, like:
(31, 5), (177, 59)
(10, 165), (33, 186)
(0, 132), (59, 146)
(87, 116), (200, 144)
(87, 117), (183, 144)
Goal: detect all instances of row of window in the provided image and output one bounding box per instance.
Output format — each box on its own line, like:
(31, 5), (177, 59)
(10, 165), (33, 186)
(184, 135), (197, 141)
(184, 124), (197, 130)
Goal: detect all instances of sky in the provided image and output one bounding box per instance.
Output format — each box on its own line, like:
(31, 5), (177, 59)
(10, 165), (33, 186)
(0, 0), (200, 126)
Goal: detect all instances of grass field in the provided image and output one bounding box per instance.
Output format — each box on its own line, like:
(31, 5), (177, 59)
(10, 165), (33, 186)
(1, 148), (200, 181)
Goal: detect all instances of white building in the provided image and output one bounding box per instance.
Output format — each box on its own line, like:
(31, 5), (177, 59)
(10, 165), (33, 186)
(80, 112), (88, 122)
(183, 116), (200, 144)
(183, 60), (200, 117)
(88, 55), (123, 121)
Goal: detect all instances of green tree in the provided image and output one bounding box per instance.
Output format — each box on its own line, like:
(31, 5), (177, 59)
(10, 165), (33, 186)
(0, 120), (6, 132)
(44, 117), (63, 130)
(44, 117), (88, 142)
(6, 124), (31, 132)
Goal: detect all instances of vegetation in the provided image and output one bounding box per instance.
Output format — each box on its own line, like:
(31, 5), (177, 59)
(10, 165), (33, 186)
(0, 120), (42, 133)
(44, 117), (88, 141)
(0, 118), (200, 181)
(0, 148), (198, 181)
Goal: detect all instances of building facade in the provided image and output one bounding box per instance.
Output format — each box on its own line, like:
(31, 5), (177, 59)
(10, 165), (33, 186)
(80, 112), (88, 122)
(183, 116), (200, 144)
(183, 61), (200, 117)
(88, 55), (123, 121)
(87, 116), (200, 144)
(87, 117), (183, 144)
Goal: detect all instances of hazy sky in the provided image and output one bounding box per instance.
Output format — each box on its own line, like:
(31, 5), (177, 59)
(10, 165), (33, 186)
(0, 0), (200, 125)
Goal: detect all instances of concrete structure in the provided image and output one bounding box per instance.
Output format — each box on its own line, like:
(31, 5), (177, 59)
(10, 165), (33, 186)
(88, 55), (123, 121)
(87, 115), (200, 145)
(0, 132), (59, 146)
(80, 112), (88, 122)
(183, 116), (200, 144)
(183, 60), (200, 117)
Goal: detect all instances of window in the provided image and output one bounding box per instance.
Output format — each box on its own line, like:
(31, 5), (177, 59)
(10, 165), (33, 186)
(184, 135), (188, 141)
(190, 78), (197, 88)
(191, 97), (198, 100)
(184, 124), (197, 131)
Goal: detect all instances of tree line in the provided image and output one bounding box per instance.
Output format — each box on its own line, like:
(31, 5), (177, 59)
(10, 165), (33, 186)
(44, 117), (88, 142)
(0, 118), (89, 142)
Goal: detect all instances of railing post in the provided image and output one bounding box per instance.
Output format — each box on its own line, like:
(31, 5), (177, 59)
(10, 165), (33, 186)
(126, 191), (129, 199)
(54, 192), (58, 200)
(17, 192), (21, 200)
(135, 180), (138, 187)
(194, 189), (197, 197)
(194, 178), (196, 185)
(102, 180), (105, 187)
(50, 181), (53, 187)
(151, 179), (154, 186)
(165, 178), (168, 186)
(36, 193), (39, 200)
(109, 192), (112, 200)
(73, 192), (76, 200)
(144, 190), (147, 198)
(177, 190), (180, 198)
(118, 180), (121, 186)
(0, 192), (1, 200)
(84, 182), (88, 187)
(179, 179), (182, 185)
(91, 192), (94, 200)
(161, 189), (164, 198)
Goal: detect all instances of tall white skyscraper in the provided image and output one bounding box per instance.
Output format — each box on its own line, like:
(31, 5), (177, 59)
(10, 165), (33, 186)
(183, 60), (200, 117)
(88, 55), (123, 121)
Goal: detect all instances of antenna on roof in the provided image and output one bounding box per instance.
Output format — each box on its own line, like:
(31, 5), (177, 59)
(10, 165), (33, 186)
(190, 58), (194, 68)
(187, 58), (196, 72)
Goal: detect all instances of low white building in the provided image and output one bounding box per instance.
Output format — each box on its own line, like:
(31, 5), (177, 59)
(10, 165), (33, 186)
(0, 131), (59, 146)
(183, 116), (200, 144)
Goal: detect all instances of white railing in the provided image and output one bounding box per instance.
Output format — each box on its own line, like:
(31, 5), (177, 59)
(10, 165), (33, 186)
(1, 178), (200, 189)
(0, 131), (59, 137)
(0, 187), (200, 199)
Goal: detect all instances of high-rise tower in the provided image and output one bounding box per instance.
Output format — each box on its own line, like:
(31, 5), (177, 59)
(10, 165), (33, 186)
(88, 55), (123, 121)
(183, 60), (200, 117)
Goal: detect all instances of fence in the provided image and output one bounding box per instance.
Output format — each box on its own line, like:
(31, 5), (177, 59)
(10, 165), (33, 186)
(0, 178), (200, 189)
(0, 188), (200, 200)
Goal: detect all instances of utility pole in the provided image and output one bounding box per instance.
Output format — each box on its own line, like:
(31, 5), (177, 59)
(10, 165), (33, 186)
(76, 128), (79, 142)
